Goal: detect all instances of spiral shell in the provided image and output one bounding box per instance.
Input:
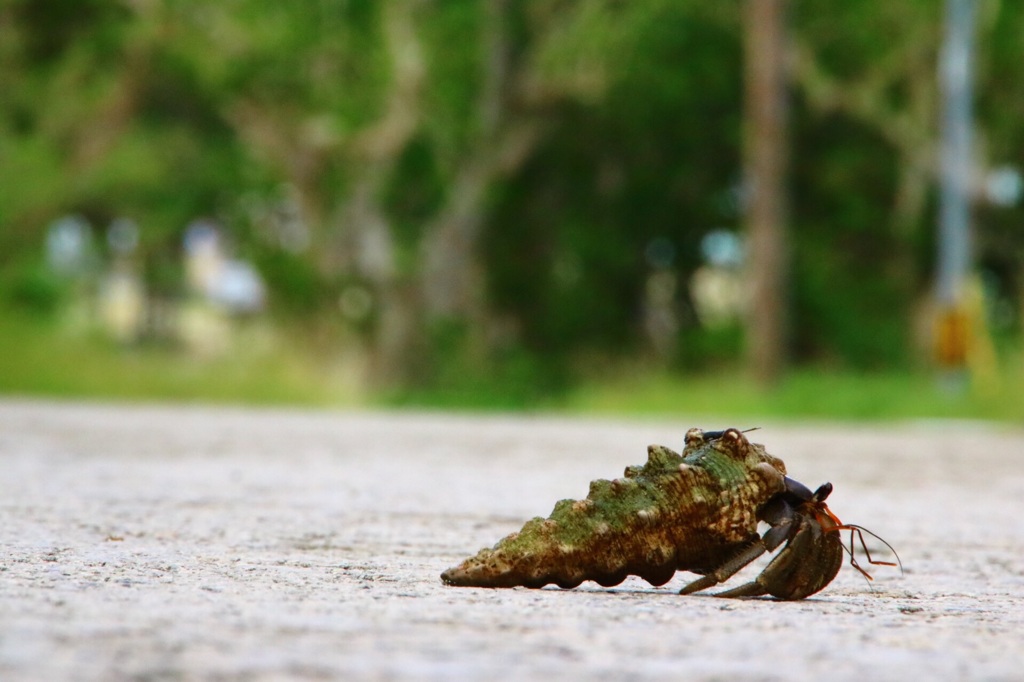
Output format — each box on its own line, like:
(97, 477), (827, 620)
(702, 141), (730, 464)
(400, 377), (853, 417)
(441, 428), (787, 589)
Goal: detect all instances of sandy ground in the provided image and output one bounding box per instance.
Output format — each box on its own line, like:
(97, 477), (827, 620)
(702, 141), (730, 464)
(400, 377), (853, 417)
(1, 399), (1022, 681)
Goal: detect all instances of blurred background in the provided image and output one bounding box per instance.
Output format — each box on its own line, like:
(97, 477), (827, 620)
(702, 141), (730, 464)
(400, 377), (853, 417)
(1, 0), (1021, 420)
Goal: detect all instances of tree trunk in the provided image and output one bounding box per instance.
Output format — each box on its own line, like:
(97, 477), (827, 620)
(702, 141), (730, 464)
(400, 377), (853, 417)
(419, 0), (516, 365)
(336, 0), (426, 388)
(744, 0), (790, 386)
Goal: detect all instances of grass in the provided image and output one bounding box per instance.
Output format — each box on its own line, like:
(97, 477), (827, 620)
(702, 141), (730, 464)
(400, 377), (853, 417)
(0, 310), (359, 407)
(562, 365), (1024, 422)
(0, 309), (1020, 422)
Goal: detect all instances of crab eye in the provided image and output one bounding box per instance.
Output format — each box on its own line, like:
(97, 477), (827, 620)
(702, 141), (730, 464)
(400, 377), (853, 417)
(723, 428), (743, 443)
(812, 482), (833, 502)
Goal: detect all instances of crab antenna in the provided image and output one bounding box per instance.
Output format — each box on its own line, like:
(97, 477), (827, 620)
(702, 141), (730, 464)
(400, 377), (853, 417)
(843, 528), (876, 581)
(845, 524), (903, 575)
(834, 524), (903, 584)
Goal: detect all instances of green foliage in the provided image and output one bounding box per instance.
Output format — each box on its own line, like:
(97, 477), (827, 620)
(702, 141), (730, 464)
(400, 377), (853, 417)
(384, 319), (569, 409)
(10, 0), (131, 66)
(382, 135), (446, 267)
(792, 1), (941, 82)
(420, 3), (485, 158)
(1, 0), (1022, 408)
(485, 4), (743, 360)
(254, 249), (331, 316)
(4, 262), (69, 315)
(677, 323), (745, 371)
(790, 109), (909, 367)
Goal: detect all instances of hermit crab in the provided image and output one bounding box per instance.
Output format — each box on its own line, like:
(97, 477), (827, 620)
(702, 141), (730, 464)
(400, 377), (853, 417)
(441, 427), (898, 600)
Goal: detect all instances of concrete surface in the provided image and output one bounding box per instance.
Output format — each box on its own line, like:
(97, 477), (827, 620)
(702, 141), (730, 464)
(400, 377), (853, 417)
(0, 399), (1022, 681)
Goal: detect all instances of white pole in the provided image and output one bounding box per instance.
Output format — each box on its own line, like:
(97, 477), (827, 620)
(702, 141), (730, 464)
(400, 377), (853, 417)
(935, 0), (976, 381)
